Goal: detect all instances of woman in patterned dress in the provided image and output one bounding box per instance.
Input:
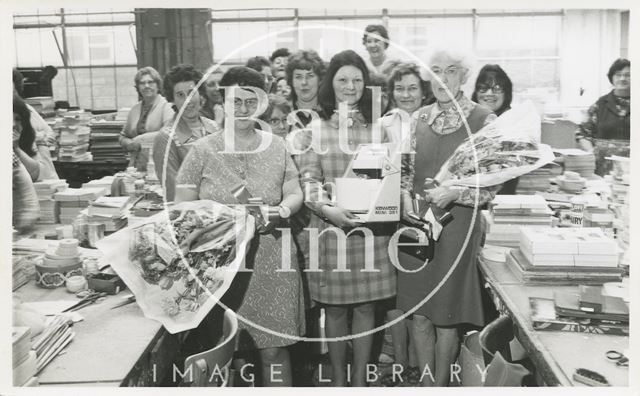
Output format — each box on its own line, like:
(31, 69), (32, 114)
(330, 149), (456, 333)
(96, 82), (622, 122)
(397, 49), (499, 386)
(175, 66), (305, 386)
(297, 50), (396, 387)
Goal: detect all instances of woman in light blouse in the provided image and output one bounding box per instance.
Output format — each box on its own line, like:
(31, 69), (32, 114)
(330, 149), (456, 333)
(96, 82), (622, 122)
(397, 49), (499, 386)
(120, 66), (174, 170)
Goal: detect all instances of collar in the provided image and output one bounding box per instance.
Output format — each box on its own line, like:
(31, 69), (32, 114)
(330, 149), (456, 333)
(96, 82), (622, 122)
(423, 91), (474, 125)
(328, 109), (367, 129)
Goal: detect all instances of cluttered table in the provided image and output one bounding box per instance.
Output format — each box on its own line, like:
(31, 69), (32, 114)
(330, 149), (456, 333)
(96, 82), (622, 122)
(13, 225), (180, 387)
(479, 254), (629, 386)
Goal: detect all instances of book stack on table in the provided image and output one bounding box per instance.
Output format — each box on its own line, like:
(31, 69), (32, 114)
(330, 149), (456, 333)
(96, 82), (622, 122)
(483, 195), (554, 248)
(82, 196), (130, 232)
(54, 187), (108, 224)
(55, 111), (93, 162)
(555, 149), (596, 178)
(33, 179), (68, 224)
(89, 118), (127, 162)
(506, 227), (624, 284)
(515, 162), (562, 194)
(13, 327), (38, 386)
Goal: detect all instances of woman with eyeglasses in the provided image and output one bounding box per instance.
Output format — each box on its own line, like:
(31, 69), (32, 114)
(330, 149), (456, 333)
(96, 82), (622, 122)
(471, 64), (518, 194)
(577, 58), (630, 175)
(260, 94), (292, 139)
(120, 66), (174, 170)
(471, 64), (513, 116)
(151, 64), (220, 202)
(397, 49), (500, 386)
(297, 49), (397, 387)
(176, 66), (305, 386)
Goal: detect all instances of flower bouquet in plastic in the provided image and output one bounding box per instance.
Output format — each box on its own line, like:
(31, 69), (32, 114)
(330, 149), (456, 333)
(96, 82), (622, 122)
(96, 200), (255, 333)
(434, 102), (555, 188)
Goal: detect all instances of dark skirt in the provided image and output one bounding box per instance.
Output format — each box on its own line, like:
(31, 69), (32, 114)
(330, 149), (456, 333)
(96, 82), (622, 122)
(396, 204), (485, 327)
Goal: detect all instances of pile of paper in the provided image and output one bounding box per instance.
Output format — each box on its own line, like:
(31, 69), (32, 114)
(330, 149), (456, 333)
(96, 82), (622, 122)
(555, 148), (596, 177)
(54, 187), (108, 224)
(54, 111), (93, 162)
(82, 175), (115, 194)
(13, 327), (37, 386)
(483, 195), (553, 248)
(33, 180), (68, 224)
(605, 156), (630, 271)
(82, 196), (130, 232)
(520, 227), (619, 267)
(516, 162), (562, 194)
(89, 118), (127, 162)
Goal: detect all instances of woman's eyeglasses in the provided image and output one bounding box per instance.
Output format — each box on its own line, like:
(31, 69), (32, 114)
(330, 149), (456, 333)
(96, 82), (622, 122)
(234, 98), (259, 109)
(477, 85), (505, 94)
(138, 80), (157, 87)
(269, 117), (288, 127)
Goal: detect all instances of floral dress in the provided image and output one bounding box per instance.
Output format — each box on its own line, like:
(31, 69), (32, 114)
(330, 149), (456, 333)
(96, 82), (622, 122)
(176, 131), (305, 349)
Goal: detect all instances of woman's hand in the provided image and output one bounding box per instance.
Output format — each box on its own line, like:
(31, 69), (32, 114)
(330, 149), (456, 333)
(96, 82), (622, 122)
(124, 140), (142, 152)
(425, 186), (460, 209)
(322, 206), (361, 228)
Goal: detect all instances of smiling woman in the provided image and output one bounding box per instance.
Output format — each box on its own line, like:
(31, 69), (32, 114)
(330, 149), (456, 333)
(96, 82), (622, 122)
(119, 66), (174, 170)
(152, 64), (220, 201)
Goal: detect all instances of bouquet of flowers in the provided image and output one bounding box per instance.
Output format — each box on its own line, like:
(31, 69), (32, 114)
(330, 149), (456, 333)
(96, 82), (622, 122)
(96, 200), (255, 334)
(434, 102), (555, 188)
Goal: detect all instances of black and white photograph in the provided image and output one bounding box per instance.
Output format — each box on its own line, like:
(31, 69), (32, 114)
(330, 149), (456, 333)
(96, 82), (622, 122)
(3, 1), (636, 393)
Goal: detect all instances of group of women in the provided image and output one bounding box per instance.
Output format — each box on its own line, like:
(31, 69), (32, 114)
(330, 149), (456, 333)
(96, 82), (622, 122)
(12, 22), (630, 387)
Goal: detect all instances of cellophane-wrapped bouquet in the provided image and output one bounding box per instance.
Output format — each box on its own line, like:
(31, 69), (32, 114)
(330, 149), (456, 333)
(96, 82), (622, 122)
(96, 200), (255, 334)
(434, 102), (555, 187)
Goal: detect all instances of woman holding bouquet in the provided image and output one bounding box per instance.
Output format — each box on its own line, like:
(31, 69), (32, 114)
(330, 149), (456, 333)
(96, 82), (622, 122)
(397, 49), (499, 386)
(297, 50), (397, 387)
(175, 66), (305, 386)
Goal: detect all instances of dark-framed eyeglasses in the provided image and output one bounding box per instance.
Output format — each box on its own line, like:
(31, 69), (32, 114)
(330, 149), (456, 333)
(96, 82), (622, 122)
(477, 85), (505, 94)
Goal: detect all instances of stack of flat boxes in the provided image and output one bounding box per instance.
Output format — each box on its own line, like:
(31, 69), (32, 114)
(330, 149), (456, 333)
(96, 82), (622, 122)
(483, 195), (554, 248)
(520, 227), (619, 268)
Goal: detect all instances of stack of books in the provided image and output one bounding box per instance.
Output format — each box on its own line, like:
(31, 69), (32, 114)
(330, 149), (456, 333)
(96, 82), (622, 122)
(33, 180), (68, 224)
(505, 227), (623, 285)
(89, 118), (127, 162)
(515, 162), (562, 194)
(483, 195), (554, 248)
(54, 187), (108, 224)
(555, 149), (596, 178)
(83, 196), (130, 232)
(56, 111), (93, 162)
(13, 327), (37, 386)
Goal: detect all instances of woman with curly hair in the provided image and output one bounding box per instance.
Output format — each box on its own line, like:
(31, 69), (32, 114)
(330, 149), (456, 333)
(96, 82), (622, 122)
(152, 64), (220, 201)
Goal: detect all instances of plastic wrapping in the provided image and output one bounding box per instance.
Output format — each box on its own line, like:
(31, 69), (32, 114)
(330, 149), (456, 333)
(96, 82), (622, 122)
(96, 200), (255, 334)
(434, 102), (555, 188)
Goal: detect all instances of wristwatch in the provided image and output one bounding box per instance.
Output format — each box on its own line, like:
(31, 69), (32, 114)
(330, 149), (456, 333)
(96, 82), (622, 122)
(278, 205), (291, 219)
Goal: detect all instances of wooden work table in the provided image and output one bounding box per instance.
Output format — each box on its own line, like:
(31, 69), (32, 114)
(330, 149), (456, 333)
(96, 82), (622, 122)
(13, 229), (182, 387)
(479, 253), (629, 386)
